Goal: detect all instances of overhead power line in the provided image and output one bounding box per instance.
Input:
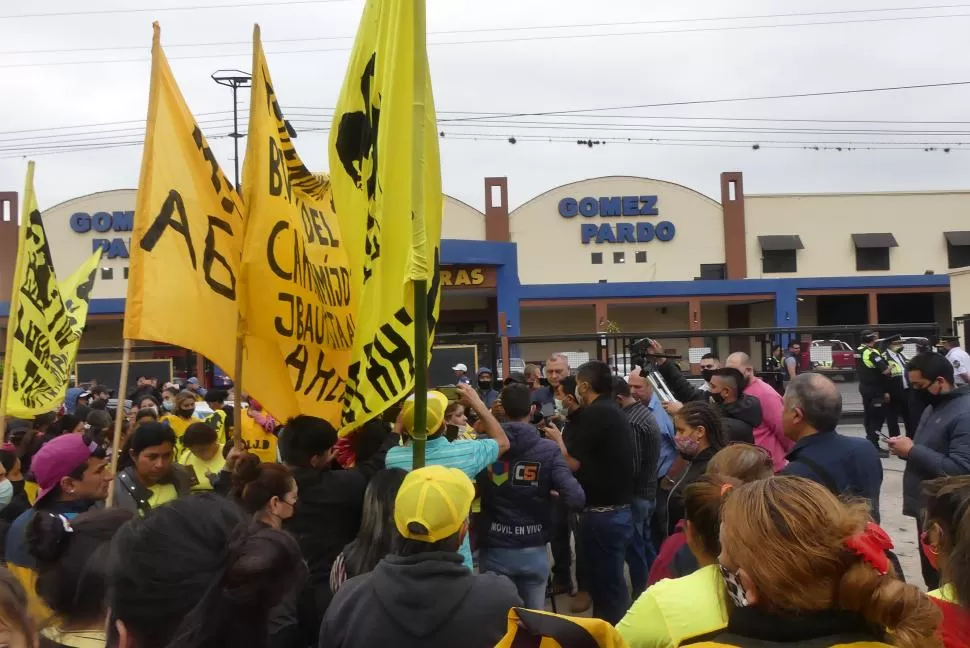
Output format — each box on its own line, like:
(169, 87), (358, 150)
(0, 0), (356, 20)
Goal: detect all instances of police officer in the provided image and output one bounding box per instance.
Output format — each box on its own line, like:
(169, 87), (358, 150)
(881, 334), (911, 438)
(856, 330), (891, 457)
(938, 335), (970, 386)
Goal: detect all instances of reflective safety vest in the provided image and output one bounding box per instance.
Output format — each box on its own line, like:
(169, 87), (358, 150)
(856, 345), (888, 387)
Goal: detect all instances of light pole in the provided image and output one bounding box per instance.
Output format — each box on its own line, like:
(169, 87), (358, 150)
(211, 69), (252, 189)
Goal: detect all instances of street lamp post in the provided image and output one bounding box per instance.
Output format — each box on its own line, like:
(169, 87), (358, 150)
(211, 69), (252, 189)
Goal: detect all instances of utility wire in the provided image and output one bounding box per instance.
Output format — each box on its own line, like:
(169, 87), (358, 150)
(1, 0), (356, 20)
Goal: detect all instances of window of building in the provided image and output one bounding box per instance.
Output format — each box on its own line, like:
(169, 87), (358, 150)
(100, 267), (113, 280)
(762, 249), (797, 273)
(949, 243), (970, 269)
(123, 266), (129, 279)
(613, 251), (625, 264)
(635, 251), (647, 263)
(699, 263), (726, 280)
(591, 252), (603, 264)
(855, 246), (890, 271)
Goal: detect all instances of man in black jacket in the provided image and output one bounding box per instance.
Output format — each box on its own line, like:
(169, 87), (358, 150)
(319, 465), (521, 648)
(545, 361), (635, 624)
(280, 415), (392, 621)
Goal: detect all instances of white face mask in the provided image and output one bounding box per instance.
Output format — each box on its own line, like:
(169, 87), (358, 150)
(0, 479), (14, 511)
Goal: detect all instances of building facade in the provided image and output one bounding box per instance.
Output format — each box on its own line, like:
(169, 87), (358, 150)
(0, 171), (963, 369)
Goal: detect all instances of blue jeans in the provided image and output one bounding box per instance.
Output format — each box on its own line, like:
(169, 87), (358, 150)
(578, 507), (634, 624)
(481, 546), (550, 610)
(625, 497), (656, 597)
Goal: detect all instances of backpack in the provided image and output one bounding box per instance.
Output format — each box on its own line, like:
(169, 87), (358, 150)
(493, 608), (628, 648)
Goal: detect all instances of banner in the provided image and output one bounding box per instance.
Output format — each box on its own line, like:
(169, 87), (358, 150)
(2, 162), (82, 417)
(58, 248), (102, 375)
(240, 27), (355, 424)
(329, 0), (443, 434)
(124, 23), (243, 383)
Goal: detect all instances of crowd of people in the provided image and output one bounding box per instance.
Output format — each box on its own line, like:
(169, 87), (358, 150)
(0, 340), (967, 647)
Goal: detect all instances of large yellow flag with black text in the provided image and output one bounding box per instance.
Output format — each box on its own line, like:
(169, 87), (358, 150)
(329, 0), (443, 434)
(2, 162), (82, 417)
(124, 24), (243, 381)
(58, 248), (102, 377)
(240, 28), (355, 424)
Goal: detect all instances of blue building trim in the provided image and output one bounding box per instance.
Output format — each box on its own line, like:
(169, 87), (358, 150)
(441, 239), (522, 336)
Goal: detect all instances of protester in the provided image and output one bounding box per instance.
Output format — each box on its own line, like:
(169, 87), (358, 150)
(88, 387), (109, 411)
(159, 390), (198, 443)
(452, 363), (471, 385)
(135, 396), (159, 414)
(783, 338), (802, 386)
(647, 443), (773, 587)
(280, 414), (391, 620)
(112, 423), (189, 515)
(611, 376), (660, 598)
(920, 475), (970, 647)
(662, 401), (728, 536)
(477, 383), (584, 609)
(443, 401), (475, 441)
(618, 474), (738, 648)
(132, 407), (158, 432)
(707, 368), (760, 444)
(524, 364), (542, 391)
(890, 351), (970, 590)
(781, 372), (884, 522)
(185, 376), (206, 400)
(202, 389), (230, 445)
(697, 353), (720, 392)
(230, 454), (313, 648)
(550, 375), (587, 609)
(85, 411), (113, 447)
(240, 398), (280, 463)
(0, 446), (29, 536)
(109, 493), (302, 648)
(179, 422), (226, 492)
(319, 465), (521, 648)
(330, 468), (407, 593)
(385, 384), (510, 571)
(533, 353), (570, 407)
(476, 368), (500, 409)
(29, 508), (132, 648)
(724, 351), (792, 470)
(51, 416), (84, 438)
(545, 360), (634, 624)
(5, 434), (111, 622)
(127, 375), (162, 406)
(0, 568), (34, 648)
(160, 386), (178, 413)
(709, 476), (939, 647)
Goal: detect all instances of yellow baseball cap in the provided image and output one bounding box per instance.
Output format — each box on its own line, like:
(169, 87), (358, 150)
(394, 465), (476, 543)
(399, 391), (449, 437)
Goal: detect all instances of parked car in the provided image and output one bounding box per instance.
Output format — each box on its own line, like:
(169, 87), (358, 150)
(496, 357), (526, 378)
(810, 339), (856, 381)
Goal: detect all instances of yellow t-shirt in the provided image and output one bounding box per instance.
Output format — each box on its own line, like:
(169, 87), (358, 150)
(161, 413), (196, 443)
(147, 483), (179, 510)
(180, 446), (226, 491)
(205, 409), (229, 446)
(617, 564), (728, 648)
(240, 413), (278, 463)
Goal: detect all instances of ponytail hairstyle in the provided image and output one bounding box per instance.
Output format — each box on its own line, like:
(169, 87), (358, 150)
(109, 492), (301, 648)
(922, 475), (970, 607)
(674, 401), (728, 452)
(230, 453), (295, 515)
(29, 508), (133, 627)
(720, 476), (941, 648)
(341, 468), (407, 580)
(706, 443), (774, 483)
(682, 474), (741, 559)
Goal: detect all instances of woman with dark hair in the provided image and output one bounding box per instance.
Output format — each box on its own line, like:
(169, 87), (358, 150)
(108, 493), (302, 648)
(29, 508), (133, 647)
(330, 468), (407, 592)
(921, 475), (970, 647)
(662, 400), (728, 536)
(112, 423), (190, 516)
(51, 417), (84, 439)
(159, 390), (198, 444)
(0, 567), (34, 648)
(231, 455), (313, 648)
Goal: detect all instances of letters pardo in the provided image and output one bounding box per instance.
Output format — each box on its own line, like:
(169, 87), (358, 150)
(558, 195), (676, 245)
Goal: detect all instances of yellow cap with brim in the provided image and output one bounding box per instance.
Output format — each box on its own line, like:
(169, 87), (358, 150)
(399, 391), (449, 437)
(394, 465), (475, 543)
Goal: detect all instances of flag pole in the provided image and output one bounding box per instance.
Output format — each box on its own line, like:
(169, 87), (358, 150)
(0, 161), (32, 440)
(410, 0), (429, 469)
(232, 325), (244, 448)
(105, 338), (132, 507)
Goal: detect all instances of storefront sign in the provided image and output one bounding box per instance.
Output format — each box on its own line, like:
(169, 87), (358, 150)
(70, 211), (133, 259)
(558, 195), (676, 245)
(440, 266), (495, 288)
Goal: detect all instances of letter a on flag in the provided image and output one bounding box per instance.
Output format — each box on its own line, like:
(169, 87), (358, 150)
(329, 0), (443, 435)
(124, 23), (243, 381)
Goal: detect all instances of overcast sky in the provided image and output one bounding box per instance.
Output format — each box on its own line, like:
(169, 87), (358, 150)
(3, 0), (970, 213)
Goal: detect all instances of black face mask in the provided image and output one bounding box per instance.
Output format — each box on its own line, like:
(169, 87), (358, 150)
(701, 368), (716, 383)
(478, 380), (492, 392)
(178, 408), (196, 419)
(710, 392), (725, 405)
(914, 387), (944, 408)
(10, 481), (24, 497)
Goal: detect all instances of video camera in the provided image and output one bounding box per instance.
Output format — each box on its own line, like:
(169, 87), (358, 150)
(630, 336), (680, 403)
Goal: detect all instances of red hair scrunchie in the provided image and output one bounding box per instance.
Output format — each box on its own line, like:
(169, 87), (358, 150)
(843, 521), (894, 575)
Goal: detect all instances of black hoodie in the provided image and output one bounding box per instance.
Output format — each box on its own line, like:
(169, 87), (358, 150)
(319, 551), (521, 648)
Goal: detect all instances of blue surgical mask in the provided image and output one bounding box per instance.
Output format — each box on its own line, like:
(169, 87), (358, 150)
(0, 480), (15, 511)
(162, 400), (175, 412)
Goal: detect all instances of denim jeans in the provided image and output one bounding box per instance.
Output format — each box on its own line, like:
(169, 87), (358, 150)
(481, 546), (550, 610)
(625, 497), (656, 597)
(578, 507), (634, 624)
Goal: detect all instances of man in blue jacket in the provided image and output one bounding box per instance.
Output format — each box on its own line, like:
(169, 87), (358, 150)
(479, 383), (585, 610)
(889, 351), (970, 589)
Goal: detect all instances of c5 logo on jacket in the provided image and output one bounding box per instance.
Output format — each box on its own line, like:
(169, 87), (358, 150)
(512, 462), (540, 487)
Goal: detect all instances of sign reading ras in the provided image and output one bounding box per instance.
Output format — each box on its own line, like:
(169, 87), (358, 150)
(440, 266), (494, 288)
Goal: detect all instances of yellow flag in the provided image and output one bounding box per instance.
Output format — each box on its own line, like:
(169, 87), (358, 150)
(329, 0), (443, 434)
(240, 27), (355, 424)
(1, 162), (82, 417)
(58, 248), (102, 376)
(124, 24), (243, 383)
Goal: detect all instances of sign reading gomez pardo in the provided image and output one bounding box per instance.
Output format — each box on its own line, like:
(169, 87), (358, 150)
(558, 195), (676, 245)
